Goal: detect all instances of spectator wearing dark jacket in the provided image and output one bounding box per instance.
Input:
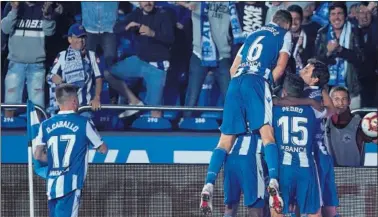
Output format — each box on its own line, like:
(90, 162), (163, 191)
(105, 1), (174, 118)
(315, 2), (363, 110)
(287, 5), (312, 74)
(356, 2), (378, 107)
(1, 2), (56, 118)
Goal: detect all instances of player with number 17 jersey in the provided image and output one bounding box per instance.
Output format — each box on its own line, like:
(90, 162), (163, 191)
(35, 111), (104, 200)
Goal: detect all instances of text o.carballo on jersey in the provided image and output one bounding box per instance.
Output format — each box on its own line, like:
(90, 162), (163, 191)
(34, 111), (103, 200)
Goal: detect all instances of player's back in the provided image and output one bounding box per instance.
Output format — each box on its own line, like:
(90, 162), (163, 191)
(236, 23), (288, 81)
(273, 105), (318, 168)
(40, 112), (92, 199)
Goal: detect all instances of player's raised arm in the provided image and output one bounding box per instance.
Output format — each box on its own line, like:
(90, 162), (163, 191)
(322, 86), (336, 117)
(272, 31), (292, 82)
(230, 45), (244, 77)
(86, 120), (108, 154)
(33, 125), (48, 163)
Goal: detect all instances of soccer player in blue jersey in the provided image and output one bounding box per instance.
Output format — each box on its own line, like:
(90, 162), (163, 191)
(300, 59), (340, 217)
(273, 74), (326, 217)
(200, 10), (293, 215)
(223, 133), (266, 217)
(34, 84), (108, 217)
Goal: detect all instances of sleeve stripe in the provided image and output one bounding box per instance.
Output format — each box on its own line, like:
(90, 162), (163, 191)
(86, 121), (103, 149)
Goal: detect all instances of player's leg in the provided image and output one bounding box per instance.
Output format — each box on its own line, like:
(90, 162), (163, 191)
(201, 77), (247, 214)
(48, 199), (57, 217)
(322, 160), (339, 217)
(296, 167), (321, 217)
(242, 77), (282, 213)
(54, 189), (81, 217)
(223, 159), (241, 217)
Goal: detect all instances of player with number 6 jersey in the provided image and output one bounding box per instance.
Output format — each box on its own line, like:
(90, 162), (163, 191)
(273, 74), (324, 216)
(34, 84), (108, 217)
(200, 10), (293, 215)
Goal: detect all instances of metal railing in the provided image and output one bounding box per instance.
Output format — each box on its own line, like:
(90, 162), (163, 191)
(77, 104), (224, 113)
(0, 104), (48, 120)
(1, 103), (376, 120)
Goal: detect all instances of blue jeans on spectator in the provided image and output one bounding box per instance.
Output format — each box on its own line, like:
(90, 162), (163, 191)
(110, 56), (167, 106)
(86, 32), (117, 68)
(184, 54), (231, 117)
(4, 61), (45, 108)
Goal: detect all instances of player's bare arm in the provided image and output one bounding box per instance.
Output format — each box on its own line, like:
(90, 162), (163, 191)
(230, 55), (241, 77)
(272, 52), (290, 82)
(322, 87), (336, 117)
(34, 145), (47, 163)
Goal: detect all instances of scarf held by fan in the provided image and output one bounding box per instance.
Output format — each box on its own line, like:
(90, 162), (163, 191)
(200, 2), (244, 67)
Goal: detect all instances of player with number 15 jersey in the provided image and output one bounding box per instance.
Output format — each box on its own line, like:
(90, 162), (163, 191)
(272, 74), (325, 216)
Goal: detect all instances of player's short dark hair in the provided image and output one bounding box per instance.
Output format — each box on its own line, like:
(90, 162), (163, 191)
(55, 83), (78, 105)
(272, 9), (292, 27)
(287, 5), (303, 21)
(283, 73), (304, 98)
(330, 86), (350, 100)
(307, 58), (329, 87)
(328, 2), (347, 17)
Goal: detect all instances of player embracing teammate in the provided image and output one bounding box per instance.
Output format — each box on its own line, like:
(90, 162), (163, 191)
(200, 8), (340, 217)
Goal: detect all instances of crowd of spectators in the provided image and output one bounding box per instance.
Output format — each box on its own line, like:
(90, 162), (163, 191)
(1, 2), (377, 165)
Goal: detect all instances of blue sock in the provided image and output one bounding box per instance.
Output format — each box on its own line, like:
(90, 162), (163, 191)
(264, 143), (279, 179)
(205, 148), (227, 185)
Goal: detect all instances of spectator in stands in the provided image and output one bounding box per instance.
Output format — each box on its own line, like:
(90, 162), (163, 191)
(46, 24), (103, 116)
(180, 2), (233, 117)
(265, 2), (285, 25)
(325, 86), (375, 167)
(315, 2), (363, 110)
(301, 2), (321, 57)
(105, 1), (174, 118)
(81, 2), (118, 69)
(232, 1), (269, 58)
(356, 2), (378, 108)
(1, 1), (56, 119)
(287, 5), (312, 74)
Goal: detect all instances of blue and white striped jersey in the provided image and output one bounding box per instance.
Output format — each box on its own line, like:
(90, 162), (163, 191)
(35, 110), (103, 200)
(303, 86), (330, 156)
(273, 105), (326, 168)
(47, 49), (103, 109)
(234, 22), (292, 83)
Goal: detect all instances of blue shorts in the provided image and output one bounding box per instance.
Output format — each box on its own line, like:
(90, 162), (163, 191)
(48, 189), (81, 217)
(224, 154), (265, 207)
(316, 154), (339, 206)
(220, 74), (272, 135)
(279, 165), (321, 215)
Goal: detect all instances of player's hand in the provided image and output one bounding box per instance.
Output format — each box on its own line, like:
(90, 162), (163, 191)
(51, 74), (63, 85)
(97, 143), (108, 154)
(125, 21), (141, 31)
(89, 96), (101, 111)
(10, 1), (19, 9)
(139, 25), (155, 37)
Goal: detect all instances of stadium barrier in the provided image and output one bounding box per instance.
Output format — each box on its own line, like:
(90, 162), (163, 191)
(1, 104), (377, 217)
(1, 164), (377, 217)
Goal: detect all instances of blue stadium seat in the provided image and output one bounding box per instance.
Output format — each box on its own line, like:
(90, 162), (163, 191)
(201, 82), (223, 120)
(363, 142), (378, 166)
(131, 117), (172, 130)
(179, 73), (220, 130)
(1, 115), (27, 129)
(178, 117), (219, 131)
